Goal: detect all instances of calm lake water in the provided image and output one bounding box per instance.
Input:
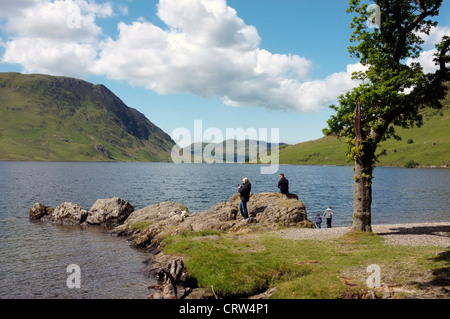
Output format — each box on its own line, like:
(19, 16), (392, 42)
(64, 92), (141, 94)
(0, 161), (449, 299)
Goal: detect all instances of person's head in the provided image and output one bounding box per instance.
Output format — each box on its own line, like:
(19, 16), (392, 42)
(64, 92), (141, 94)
(316, 212), (320, 216)
(279, 173), (284, 179)
(328, 205), (332, 209)
(242, 177), (249, 184)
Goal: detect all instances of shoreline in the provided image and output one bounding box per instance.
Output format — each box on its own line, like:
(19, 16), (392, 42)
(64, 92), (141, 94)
(276, 221), (450, 246)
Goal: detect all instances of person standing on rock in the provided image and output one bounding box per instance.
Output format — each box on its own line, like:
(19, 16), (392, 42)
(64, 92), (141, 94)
(238, 177), (251, 221)
(278, 173), (289, 195)
(323, 205), (334, 228)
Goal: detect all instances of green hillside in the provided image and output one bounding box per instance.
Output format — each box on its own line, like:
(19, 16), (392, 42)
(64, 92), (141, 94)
(279, 98), (450, 168)
(0, 73), (175, 162)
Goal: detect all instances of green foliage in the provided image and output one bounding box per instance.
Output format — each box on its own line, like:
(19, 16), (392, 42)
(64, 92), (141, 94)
(405, 159), (419, 168)
(324, 0), (450, 168)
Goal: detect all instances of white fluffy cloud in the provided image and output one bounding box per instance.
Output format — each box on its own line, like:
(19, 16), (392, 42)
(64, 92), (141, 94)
(0, 0), (362, 112)
(0, 0), (111, 77)
(407, 26), (450, 73)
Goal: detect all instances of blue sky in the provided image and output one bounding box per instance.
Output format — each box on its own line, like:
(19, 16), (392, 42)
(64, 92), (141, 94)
(1, 0), (449, 146)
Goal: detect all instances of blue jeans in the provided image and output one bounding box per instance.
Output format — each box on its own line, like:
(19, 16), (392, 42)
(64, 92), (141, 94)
(239, 201), (248, 220)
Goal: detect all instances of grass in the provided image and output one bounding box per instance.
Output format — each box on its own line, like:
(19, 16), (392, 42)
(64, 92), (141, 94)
(162, 230), (448, 299)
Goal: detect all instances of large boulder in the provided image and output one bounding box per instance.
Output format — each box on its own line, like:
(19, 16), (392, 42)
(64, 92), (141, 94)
(114, 192), (313, 251)
(174, 192), (313, 235)
(112, 201), (190, 250)
(42, 202), (88, 225)
(86, 197), (134, 227)
(244, 192), (313, 228)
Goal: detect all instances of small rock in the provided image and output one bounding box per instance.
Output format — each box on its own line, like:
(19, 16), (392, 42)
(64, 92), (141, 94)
(29, 203), (54, 220)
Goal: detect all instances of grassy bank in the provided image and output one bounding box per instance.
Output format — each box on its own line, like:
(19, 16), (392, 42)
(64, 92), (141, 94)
(162, 230), (448, 299)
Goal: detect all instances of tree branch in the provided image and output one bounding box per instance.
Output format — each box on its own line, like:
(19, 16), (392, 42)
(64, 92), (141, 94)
(393, 0), (442, 63)
(436, 36), (450, 79)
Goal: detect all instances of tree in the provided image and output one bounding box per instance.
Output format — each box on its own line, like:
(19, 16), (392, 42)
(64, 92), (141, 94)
(323, 0), (450, 232)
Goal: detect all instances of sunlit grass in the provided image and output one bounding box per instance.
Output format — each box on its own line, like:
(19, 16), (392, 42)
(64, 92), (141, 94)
(163, 230), (447, 298)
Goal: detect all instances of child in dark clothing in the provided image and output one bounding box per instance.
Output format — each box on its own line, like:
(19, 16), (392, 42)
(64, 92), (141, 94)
(314, 212), (322, 229)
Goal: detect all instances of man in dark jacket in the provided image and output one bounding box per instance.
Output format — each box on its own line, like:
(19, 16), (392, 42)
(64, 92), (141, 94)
(278, 173), (289, 195)
(238, 177), (251, 220)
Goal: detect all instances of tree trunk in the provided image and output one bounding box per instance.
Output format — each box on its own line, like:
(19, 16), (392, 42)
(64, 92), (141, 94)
(353, 159), (373, 232)
(352, 101), (373, 232)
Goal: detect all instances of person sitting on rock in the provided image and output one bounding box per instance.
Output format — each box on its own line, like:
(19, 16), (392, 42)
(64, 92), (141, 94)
(278, 173), (289, 195)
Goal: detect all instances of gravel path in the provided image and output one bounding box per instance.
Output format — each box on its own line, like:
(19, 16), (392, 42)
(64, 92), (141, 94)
(276, 222), (450, 246)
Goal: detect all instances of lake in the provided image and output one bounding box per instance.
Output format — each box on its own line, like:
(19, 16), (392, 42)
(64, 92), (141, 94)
(0, 161), (449, 299)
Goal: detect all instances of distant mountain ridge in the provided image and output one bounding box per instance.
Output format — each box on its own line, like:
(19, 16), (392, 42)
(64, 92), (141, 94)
(0, 72), (175, 161)
(184, 139), (287, 163)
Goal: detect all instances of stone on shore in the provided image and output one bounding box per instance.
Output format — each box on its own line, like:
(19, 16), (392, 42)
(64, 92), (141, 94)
(42, 202), (88, 225)
(112, 201), (190, 249)
(29, 197), (133, 227)
(86, 197), (134, 227)
(29, 203), (54, 220)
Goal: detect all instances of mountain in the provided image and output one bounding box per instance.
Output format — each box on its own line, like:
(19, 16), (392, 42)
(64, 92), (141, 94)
(0, 73), (175, 161)
(183, 139), (287, 163)
(278, 92), (450, 168)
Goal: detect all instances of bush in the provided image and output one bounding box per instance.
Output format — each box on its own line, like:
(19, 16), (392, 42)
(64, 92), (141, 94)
(405, 159), (419, 168)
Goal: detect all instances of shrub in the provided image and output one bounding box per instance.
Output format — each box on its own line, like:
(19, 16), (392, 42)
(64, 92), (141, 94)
(405, 160), (419, 168)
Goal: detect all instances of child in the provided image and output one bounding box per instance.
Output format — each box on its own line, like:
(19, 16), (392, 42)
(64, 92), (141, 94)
(314, 212), (322, 229)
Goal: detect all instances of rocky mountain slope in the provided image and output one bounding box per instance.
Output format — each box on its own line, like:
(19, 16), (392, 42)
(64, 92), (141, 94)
(0, 72), (175, 161)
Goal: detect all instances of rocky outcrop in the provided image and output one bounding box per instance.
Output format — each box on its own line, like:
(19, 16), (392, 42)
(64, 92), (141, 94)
(86, 197), (134, 227)
(29, 192), (313, 299)
(29, 197), (134, 227)
(112, 202), (190, 250)
(112, 192), (313, 299)
(113, 192), (313, 252)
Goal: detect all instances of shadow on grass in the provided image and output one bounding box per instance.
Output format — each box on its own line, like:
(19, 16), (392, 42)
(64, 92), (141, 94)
(376, 224), (449, 297)
(375, 224), (450, 238)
